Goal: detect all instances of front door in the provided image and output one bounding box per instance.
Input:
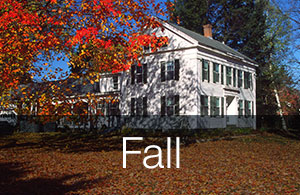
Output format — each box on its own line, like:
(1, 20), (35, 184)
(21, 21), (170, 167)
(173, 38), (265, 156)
(226, 96), (237, 126)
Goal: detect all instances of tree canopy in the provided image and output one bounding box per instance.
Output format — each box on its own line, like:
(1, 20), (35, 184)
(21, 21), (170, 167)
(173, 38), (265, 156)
(0, 0), (170, 115)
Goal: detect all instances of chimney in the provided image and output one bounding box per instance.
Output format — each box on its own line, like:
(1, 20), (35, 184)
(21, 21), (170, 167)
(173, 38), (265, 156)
(203, 24), (212, 39)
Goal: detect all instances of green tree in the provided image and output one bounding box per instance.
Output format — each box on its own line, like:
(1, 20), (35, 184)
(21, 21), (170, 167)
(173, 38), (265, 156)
(169, 0), (294, 129)
(169, 0), (214, 34)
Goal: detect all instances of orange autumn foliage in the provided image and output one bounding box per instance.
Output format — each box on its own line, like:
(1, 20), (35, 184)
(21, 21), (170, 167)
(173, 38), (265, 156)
(0, 0), (169, 116)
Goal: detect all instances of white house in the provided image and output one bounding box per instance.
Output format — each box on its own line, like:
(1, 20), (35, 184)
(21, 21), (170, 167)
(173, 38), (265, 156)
(96, 21), (257, 130)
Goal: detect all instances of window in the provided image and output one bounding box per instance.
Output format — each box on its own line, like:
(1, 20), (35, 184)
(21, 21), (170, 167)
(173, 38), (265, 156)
(109, 101), (120, 116)
(238, 70), (243, 88)
(161, 95), (179, 116)
(221, 97), (224, 117)
(97, 100), (107, 115)
(131, 98), (135, 116)
(226, 67), (232, 85)
(113, 75), (118, 90)
(94, 81), (100, 92)
(136, 65), (143, 83)
(202, 59), (209, 82)
(233, 68), (236, 87)
(161, 59), (180, 81)
(213, 63), (219, 83)
(238, 100), (244, 117)
(97, 100), (120, 116)
(131, 97), (147, 116)
(167, 61), (174, 80)
(131, 63), (147, 84)
(244, 72), (252, 89)
(200, 95), (209, 116)
(210, 97), (220, 117)
(245, 100), (251, 117)
(143, 45), (150, 53)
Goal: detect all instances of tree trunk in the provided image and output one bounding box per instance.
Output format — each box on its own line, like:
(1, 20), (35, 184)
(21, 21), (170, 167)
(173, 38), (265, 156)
(269, 62), (288, 131)
(274, 87), (288, 131)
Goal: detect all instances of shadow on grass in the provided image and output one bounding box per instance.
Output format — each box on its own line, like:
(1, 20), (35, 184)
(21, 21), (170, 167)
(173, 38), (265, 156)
(266, 128), (300, 141)
(0, 162), (107, 194)
(0, 132), (173, 153)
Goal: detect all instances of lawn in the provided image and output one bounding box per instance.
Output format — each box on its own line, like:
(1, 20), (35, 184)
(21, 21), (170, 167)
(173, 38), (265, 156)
(0, 132), (299, 194)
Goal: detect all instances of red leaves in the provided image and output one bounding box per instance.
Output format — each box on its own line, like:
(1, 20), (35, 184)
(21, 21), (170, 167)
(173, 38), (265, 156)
(0, 0), (169, 113)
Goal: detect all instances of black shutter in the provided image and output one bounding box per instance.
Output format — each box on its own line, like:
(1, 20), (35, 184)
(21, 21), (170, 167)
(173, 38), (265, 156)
(250, 73), (253, 90)
(94, 82), (100, 92)
(202, 59), (205, 82)
(252, 101), (254, 118)
(131, 98), (135, 116)
(161, 62), (165, 82)
(208, 62), (210, 83)
(244, 72), (247, 89)
(175, 95), (179, 115)
(161, 96), (166, 116)
(221, 65), (223, 84)
(143, 97), (147, 116)
(175, 59), (180, 80)
(143, 63), (147, 84)
(131, 65), (136, 84)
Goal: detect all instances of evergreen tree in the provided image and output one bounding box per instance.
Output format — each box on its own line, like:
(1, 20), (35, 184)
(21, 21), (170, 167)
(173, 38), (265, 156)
(169, 0), (213, 34)
(169, 0), (294, 129)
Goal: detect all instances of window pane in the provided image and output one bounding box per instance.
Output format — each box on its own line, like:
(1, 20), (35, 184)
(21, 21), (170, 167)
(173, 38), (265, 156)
(226, 67), (232, 85)
(203, 60), (208, 69)
(167, 71), (174, 80)
(167, 61), (174, 71)
(238, 70), (243, 87)
(201, 96), (209, 116)
(167, 98), (173, 106)
(136, 74), (143, 83)
(213, 63), (219, 83)
(137, 66), (142, 73)
(113, 76), (118, 90)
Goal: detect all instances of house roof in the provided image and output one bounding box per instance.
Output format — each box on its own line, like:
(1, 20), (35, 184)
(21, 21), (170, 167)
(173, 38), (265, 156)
(166, 22), (256, 64)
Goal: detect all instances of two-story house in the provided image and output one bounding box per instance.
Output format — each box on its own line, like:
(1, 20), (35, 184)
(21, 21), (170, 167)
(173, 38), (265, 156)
(97, 20), (257, 130)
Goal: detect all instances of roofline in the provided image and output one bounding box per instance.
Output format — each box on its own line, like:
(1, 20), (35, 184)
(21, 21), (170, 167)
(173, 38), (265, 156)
(196, 44), (258, 68)
(160, 20), (258, 67)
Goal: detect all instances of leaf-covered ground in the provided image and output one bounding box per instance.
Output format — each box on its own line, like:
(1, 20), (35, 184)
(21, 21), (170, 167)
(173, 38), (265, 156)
(0, 132), (299, 194)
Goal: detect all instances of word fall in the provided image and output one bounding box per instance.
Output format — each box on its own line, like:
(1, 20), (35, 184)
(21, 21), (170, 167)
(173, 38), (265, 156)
(123, 137), (180, 169)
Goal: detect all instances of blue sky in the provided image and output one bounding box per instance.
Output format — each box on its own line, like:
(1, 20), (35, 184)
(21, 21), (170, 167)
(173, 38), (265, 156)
(39, 0), (299, 87)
